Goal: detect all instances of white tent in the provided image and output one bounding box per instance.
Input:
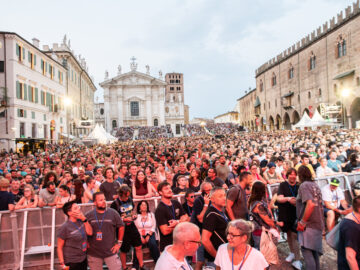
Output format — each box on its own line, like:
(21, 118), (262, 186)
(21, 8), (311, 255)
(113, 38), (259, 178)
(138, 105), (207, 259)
(87, 124), (117, 144)
(292, 111), (312, 129)
(310, 110), (328, 127)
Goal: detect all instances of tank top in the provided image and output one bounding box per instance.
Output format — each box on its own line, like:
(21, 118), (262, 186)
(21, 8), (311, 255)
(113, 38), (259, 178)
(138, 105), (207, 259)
(136, 183), (148, 196)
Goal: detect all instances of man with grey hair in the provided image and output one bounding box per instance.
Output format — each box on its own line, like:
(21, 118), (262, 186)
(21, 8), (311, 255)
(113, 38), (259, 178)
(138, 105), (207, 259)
(154, 222), (200, 270)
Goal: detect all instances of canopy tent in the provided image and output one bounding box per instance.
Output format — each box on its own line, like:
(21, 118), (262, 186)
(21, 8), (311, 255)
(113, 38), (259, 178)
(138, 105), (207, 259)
(310, 110), (328, 127)
(292, 111), (312, 129)
(86, 124), (117, 144)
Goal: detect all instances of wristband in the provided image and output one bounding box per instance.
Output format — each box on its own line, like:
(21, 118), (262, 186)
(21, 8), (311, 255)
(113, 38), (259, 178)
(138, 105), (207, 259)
(204, 204), (208, 207)
(117, 240), (123, 245)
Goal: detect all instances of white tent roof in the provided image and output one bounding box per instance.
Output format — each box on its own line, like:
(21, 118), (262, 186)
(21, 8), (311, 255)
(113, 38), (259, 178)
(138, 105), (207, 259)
(310, 110), (328, 126)
(292, 111), (312, 128)
(87, 124), (117, 144)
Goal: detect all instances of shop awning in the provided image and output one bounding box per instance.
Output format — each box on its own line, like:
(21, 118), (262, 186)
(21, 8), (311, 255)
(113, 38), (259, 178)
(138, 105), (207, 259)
(333, 70), (355, 80)
(282, 91), (294, 98)
(254, 96), (261, 108)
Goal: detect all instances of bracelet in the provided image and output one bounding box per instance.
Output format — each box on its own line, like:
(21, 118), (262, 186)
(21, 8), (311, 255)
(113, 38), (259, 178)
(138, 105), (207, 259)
(204, 204), (208, 207)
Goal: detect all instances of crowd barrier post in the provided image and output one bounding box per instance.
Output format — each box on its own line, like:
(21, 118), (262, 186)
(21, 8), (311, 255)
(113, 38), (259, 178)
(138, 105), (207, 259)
(50, 207), (56, 270)
(10, 211), (21, 269)
(20, 210), (28, 270)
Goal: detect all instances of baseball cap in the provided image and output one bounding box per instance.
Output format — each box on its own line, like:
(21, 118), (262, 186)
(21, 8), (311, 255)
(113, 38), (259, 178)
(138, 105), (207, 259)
(330, 178), (340, 187)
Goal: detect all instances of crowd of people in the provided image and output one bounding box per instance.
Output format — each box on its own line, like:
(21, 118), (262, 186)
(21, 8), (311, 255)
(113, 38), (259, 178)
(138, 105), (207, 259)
(116, 127), (135, 141)
(137, 126), (173, 140)
(1, 129), (360, 269)
(206, 123), (241, 135)
(184, 124), (208, 136)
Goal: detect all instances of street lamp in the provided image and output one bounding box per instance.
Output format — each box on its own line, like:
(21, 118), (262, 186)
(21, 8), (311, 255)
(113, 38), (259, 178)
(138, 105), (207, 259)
(341, 89), (351, 128)
(64, 97), (72, 142)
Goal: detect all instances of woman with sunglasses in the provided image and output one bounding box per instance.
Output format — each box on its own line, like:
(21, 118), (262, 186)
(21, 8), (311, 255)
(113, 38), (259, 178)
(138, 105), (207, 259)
(214, 219), (268, 269)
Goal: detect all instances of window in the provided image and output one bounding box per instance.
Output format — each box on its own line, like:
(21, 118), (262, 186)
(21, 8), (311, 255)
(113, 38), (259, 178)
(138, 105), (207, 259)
(49, 65), (54, 79)
(0, 61), (4, 72)
(44, 124), (48, 138)
(41, 60), (46, 75)
(20, 122), (25, 137)
(308, 91), (311, 99)
(154, 118), (158, 126)
(318, 88), (322, 96)
(18, 109), (26, 118)
(336, 37), (347, 58)
(112, 120), (117, 129)
(309, 53), (316, 70)
(170, 87), (174, 91)
(298, 94), (300, 102)
(58, 71), (63, 84)
(100, 108), (104, 115)
(43, 114), (46, 121)
(288, 66), (294, 79)
(271, 73), (277, 86)
(177, 87), (181, 91)
(28, 86), (35, 102)
(130, 101), (139, 116)
(31, 111), (35, 119)
(28, 52), (35, 69)
(176, 124), (181, 134)
(32, 123), (36, 138)
(41, 91), (45, 105)
(259, 80), (264, 92)
(16, 44), (25, 62)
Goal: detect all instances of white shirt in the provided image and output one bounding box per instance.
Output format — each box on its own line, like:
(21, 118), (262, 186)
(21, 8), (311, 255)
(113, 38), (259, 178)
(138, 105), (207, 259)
(215, 243), (268, 270)
(154, 245), (193, 270)
(134, 212), (157, 236)
(321, 184), (345, 208)
(316, 166), (334, 178)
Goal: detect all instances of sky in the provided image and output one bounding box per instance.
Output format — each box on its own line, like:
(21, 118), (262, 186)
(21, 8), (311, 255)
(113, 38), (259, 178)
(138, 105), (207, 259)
(0, 0), (354, 119)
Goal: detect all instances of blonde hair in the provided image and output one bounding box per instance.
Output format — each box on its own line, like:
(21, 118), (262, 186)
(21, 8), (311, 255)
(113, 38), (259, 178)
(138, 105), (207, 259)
(24, 184), (35, 197)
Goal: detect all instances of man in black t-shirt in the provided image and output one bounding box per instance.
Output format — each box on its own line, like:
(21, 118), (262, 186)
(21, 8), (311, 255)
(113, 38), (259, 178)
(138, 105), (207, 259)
(10, 179), (23, 203)
(155, 181), (188, 251)
(202, 187), (228, 264)
(172, 162), (190, 189)
(205, 167), (227, 189)
(110, 185), (148, 270)
(0, 178), (15, 211)
(182, 189), (195, 217)
(100, 167), (120, 201)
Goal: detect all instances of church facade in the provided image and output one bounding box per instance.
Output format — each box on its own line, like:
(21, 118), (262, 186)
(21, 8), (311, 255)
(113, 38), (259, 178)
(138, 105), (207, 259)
(99, 59), (186, 135)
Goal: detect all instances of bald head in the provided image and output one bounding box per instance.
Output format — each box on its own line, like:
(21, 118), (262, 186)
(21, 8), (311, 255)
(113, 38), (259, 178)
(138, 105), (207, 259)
(173, 222), (200, 244)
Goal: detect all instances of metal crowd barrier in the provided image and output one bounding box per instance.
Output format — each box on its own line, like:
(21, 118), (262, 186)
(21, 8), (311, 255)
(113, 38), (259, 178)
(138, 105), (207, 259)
(0, 193), (191, 270)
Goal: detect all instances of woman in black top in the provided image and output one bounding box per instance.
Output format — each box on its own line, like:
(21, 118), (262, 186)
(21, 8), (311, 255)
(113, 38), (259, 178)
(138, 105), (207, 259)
(343, 153), (360, 173)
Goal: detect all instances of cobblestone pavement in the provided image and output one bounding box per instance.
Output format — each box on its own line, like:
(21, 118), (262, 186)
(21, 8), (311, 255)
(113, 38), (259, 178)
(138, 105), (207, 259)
(272, 239), (337, 270)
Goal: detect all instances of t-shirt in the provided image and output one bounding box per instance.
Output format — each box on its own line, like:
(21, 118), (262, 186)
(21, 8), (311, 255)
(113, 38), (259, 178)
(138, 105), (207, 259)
(205, 177), (225, 188)
(226, 184), (248, 220)
(172, 186), (187, 195)
(214, 243), (268, 270)
(154, 245), (193, 270)
(296, 181), (324, 231)
(182, 202), (193, 217)
(338, 218), (360, 270)
(277, 181), (298, 225)
(316, 166), (334, 178)
(202, 206), (228, 261)
(190, 196), (206, 230)
(110, 198), (134, 226)
(85, 208), (124, 258)
(0, 191), (14, 211)
(100, 181), (120, 201)
(39, 188), (59, 204)
(172, 172), (190, 189)
(11, 190), (23, 203)
(216, 164), (230, 182)
(321, 184), (345, 209)
(57, 220), (87, 264)
(327, 159), (342, 172)
(226, 172), (238, 188)
(155, 200), (186, 251)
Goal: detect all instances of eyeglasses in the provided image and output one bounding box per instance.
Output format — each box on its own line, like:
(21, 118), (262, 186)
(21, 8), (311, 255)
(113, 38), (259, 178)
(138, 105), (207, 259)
(227, 233), (243, 239)
(189, 195), (195, 198)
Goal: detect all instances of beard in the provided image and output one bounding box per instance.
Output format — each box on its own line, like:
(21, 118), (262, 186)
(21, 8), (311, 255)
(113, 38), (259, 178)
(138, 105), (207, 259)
(97, 206), (106, 211)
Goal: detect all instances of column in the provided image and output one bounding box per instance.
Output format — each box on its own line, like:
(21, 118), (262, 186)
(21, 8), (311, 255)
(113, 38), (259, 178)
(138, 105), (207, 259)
(117, 87), (123, 127)
(103, 88), (111, 132)
(159, 87), (166, 125)
(146, 86), (152, 126)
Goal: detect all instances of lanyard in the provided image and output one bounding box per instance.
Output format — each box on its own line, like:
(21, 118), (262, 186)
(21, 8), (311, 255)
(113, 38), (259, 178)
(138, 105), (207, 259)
(287, 182), (297, 197)
(187, 204), (193, 216)
(94, 210), (107, 231)
(180, 259), (192, 270)
(353, 212), (360, 224)
(211, 206), (228, 222)
(232, 246), (249, 270)
(163, 201), (176, 220)
(69, 221), (86, 241)
(141, 214), (148, 228)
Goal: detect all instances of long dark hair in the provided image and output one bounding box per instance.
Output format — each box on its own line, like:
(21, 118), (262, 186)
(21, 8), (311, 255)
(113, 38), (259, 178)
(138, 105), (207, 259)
(349, 153), (359, 167)
(43, 171), (58, 188)
(135, 170), (148, 190)
(73, 180), (84, 203)
(298, 165), (313, 183)
(248, 181), (266, 208)
(136, 200), (150, 214)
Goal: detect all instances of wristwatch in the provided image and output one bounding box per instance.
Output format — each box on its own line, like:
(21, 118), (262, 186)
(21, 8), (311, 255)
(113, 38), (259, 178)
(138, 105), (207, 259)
(117, 240), (123, 245)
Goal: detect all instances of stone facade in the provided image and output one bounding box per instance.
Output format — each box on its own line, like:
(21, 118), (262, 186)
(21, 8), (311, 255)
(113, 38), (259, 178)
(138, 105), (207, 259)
(94, 102), (105, 128)
(43, 36), (97, 137)
(100, 60), (186, 136)
(0, 32), (67, 150)
(240, 1), (360, 130)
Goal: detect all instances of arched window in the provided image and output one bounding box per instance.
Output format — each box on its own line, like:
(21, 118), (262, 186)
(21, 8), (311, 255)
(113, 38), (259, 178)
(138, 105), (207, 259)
(130, 101), (139, 116)
(154, 118), (158, 126)
(288, 65), (294, 79)
(112, 120), (117, 128)
(100, 108), (104, 115)
(298, 94), (300, 102)
(271, 73), (277, 86)
(309, 52), (316, 70)
(336, 36), (347, 58)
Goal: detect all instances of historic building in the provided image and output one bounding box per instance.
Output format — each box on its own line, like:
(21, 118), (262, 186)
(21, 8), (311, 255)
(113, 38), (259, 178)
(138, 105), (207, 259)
(43, 36), (97, 137)
(0, 32), (68, 150)
(239, 1), (360, 130)
(99, 58), (187, 136)
(214, 111), (239, 124)
(94, 100), (105, 128)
